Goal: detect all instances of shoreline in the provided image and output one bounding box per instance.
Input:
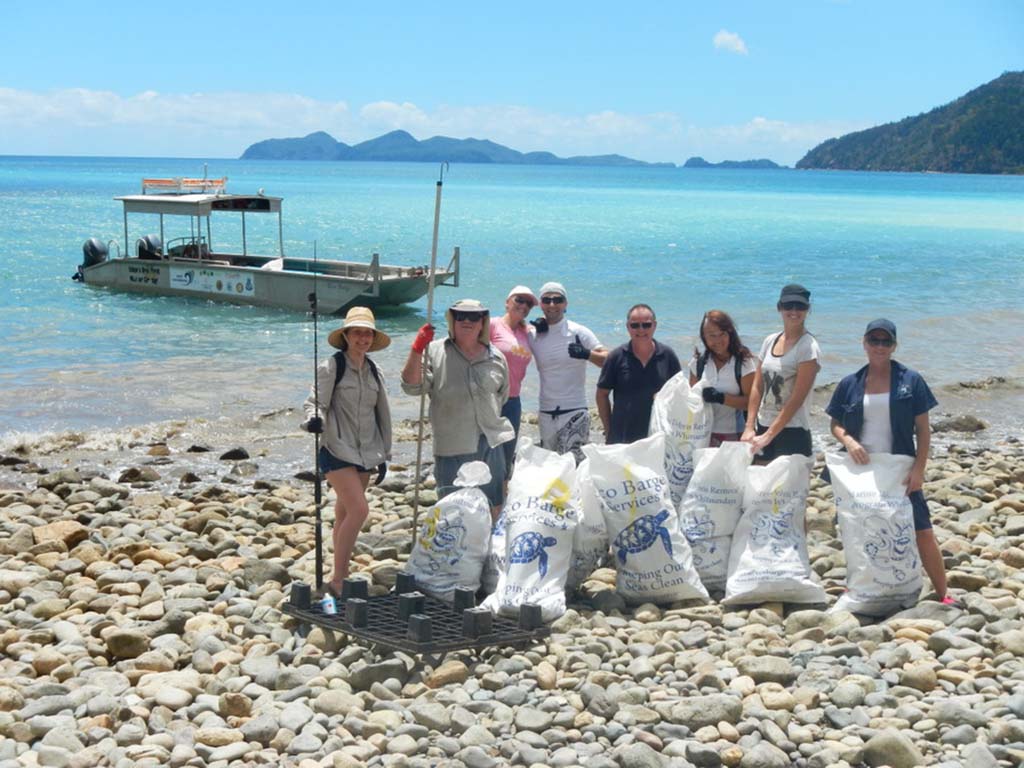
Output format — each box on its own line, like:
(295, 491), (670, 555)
(1, 393), (1023, 767)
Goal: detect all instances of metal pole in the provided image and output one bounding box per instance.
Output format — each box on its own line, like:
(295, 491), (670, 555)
(310, 241), (324, 592)
(411, 163), (448, 547)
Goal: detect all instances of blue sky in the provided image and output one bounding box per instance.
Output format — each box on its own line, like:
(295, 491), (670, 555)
(1, 1), (1020, 164)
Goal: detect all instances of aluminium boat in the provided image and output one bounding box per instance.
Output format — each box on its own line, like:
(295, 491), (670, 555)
(73, 177), (460, 314)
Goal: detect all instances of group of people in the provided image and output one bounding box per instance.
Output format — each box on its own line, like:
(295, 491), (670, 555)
(302, 281), (951, 605)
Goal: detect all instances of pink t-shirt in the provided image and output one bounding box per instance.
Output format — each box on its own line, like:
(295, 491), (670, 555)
(489, 319), (532, 397)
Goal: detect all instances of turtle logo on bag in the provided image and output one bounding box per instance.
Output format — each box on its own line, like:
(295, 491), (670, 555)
(613, 509), (674, 564)
(419, 509), (468, 568)
(862, 516), (919, 581)
(509, 532), (558, 577)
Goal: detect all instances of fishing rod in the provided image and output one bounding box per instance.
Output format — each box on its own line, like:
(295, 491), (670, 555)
(309, 240), (324, 593)
(411, 162), (449, 548)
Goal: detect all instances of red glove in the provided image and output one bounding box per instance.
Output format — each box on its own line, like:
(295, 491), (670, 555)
(412, 323), (435, 353)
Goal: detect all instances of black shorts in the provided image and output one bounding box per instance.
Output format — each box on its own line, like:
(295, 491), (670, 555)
(755, 424), (812, 462)
(910, 490), (932, 531)
(319, 446), (370, 475)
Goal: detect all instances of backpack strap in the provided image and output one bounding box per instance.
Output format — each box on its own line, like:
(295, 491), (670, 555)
(695, 350), (709, 381)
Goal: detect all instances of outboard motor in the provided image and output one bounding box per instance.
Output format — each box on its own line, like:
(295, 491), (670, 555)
(136, 234), (163, 260)
(81, 238), (109, 268)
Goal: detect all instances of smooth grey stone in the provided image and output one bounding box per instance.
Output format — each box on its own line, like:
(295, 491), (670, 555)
(738, 742), (790, 768)
(961, 743), (999, 768)
(686, 742), (722, 767)
(862, 729), (923, 768)
(612, 742), (665, 768)
(940, 724), (978, 745)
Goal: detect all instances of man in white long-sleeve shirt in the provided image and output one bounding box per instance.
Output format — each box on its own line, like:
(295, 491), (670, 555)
(528, 281), (607, 462)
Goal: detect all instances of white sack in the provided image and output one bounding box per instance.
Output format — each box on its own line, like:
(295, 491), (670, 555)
(482, 440), (578, 621)
(826, 452), (922, 616)
(407, 461), (493, 600)
(567, 458), (609, 590)
(582, 434), (708, 605)
(724, 455), (826, 605)
(649, 370), (713, 506)
(679, 442), (753, 591)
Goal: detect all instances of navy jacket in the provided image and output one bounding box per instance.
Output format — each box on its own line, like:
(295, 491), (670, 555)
(825, 360), (937, 457)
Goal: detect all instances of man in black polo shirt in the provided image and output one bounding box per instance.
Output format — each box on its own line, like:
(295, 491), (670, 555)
(596, 304), (682, 444)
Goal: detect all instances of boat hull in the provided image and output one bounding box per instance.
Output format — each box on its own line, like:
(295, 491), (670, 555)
(78, 257), (458, 314)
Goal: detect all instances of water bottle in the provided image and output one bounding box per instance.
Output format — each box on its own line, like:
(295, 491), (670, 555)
(320, 594), (336, 615)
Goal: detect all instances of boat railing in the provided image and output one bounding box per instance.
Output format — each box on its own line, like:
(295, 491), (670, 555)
(357, 253), (381, 297)
(107, 239), (122, 259)
(440, 247), (460, 287)
(142, 177), (228, 195)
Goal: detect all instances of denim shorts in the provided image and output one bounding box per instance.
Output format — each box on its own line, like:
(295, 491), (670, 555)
(319, 446), (370, 475)
(435, 433), (507, 507)
(910, 490), (932, 531)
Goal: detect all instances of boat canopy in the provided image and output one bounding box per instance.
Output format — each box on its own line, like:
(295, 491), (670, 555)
(115, 193), (283, 217)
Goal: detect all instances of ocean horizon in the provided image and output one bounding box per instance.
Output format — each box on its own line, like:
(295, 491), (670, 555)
(1, 155), (1022, 462)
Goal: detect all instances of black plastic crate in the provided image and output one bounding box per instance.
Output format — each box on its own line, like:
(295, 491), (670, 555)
(282, 583), (550, 654)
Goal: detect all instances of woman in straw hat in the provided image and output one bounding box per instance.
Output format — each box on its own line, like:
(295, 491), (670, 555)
(303, 306), (392, 596)
(402, 299), (514, 518)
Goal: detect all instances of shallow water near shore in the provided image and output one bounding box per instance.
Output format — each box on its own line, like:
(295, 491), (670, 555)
(1, 156), (1023, 461)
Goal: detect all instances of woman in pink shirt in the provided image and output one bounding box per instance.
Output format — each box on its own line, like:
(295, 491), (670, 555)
(489, 285), (537, 476)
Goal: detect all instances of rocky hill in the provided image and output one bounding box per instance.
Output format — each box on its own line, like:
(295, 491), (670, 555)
(241, 130), (674, 168)
(797, 71), (1024, 174)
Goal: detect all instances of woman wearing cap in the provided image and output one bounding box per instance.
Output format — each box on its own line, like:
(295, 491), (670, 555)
(826, 319), (951, 604)
(402, 299), (514, 517)
(490, 286), (537, 474)
(302, 306), (393, 597)
(741, 284), (821, 461)
(689, 310), (757, 446)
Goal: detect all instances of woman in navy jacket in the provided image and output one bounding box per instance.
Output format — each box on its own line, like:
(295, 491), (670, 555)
(826, 319), (952, 604)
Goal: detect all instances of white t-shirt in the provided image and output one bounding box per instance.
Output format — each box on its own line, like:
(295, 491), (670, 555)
(860, 392), (893, 454)
(756, 332), (821, 431)
(687, 354), (758, 433)
(528, 318), (602, 411)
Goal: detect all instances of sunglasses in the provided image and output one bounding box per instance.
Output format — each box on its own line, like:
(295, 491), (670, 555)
(779, 302), (808, 311)
(866, 336), (895, 347)
(512, 296), (534, 306)
(453, 311), (484, 323)
(629, 322), (654, 330)
(541, 296), (565, 305)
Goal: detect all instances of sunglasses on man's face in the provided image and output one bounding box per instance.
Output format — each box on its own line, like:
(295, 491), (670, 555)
(512, 296), (534, 306)
(779, 302), (808, 311)
(453, 311), (484, 323)
(866, 336), (895, 347)
(541, 296), (565, 305)
(629, 321), (654, 330)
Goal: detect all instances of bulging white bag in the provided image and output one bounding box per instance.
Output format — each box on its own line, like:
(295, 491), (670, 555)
(649, 371), (713, 506)
(826, 452), (922, 616)
(679, 442), (753, 591)
(566, 458), (609, 591)
(407, 461), (493, 600)
(483, 440), (578, 621)
(724, 455), (826, 605)
(582, 434), (708, 605)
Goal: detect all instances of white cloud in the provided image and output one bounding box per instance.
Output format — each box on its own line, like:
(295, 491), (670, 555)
(0, 87), (868, 166)
(713, 29), (748, 55)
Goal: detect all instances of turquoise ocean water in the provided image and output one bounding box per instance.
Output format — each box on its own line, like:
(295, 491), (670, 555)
(1, 156), (1022, 466)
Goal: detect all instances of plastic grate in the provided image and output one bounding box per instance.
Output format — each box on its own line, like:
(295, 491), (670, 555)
(281, 589), (550, 654)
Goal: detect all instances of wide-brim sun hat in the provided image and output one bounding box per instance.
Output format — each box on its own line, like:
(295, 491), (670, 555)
(446, 298), (491, 345)
(328, 306), (391, 352)
(506, 285), (538, 306)
(778, 283), (811, 307)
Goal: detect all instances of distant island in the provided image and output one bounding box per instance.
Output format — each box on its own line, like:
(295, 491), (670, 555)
(797, 71), (1024, 174)
(683, 157), (782, 169)
(241, 130), (674, 168)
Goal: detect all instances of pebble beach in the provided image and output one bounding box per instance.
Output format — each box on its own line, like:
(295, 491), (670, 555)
(2, 399), (1024, 768)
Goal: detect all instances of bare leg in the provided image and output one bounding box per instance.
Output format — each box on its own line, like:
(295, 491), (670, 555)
(916, 529), (948, 599)
(324, 467), (371, 591)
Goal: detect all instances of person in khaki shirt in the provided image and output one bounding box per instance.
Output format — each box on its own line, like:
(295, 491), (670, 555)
(302, 307), (392, 598)
(402, 299), (513, 518)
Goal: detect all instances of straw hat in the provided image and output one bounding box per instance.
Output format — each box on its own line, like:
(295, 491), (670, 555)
(445, 298), (491, 346)
(328, 306), (391, 352)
